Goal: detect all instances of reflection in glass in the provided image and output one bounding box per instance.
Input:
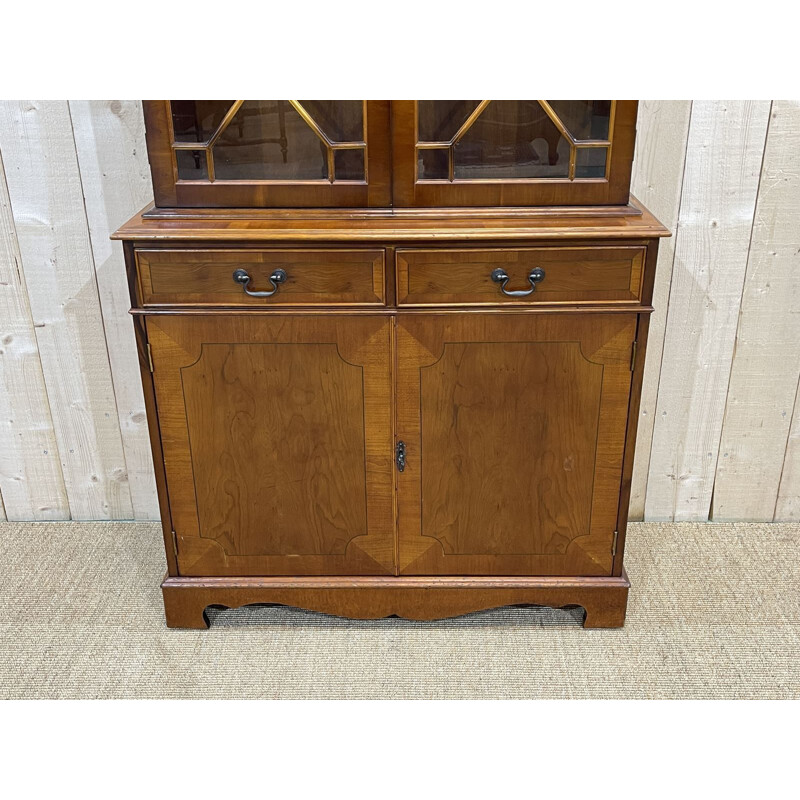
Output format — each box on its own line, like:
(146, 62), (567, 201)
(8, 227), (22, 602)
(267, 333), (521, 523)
(333, 148), (365, 181)
(453, 101), (570, 179)
(415, 101), (614, 182)
(213, 101), (328, 181)
(171, 100), (367, 182)
(418, 101), (481, 142)
(171, 100), (234, 142)
(575, 147), (608, 178)
(418, 148), (450, 180)
(175, 149), (208, 180)
(299, 101), (364, 142)
(547, 101), (612, 141)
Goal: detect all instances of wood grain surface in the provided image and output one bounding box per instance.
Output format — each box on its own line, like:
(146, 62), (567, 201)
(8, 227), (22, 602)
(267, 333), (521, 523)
(114, 198), (669, 242)
(70, 100), (160, 519)
(397, 245), (644, 306)
(646, 101), (771, 521)
(0, 149), (67, 519)
(0, 101), (132, 519)
(147, 313), (395, 576)
(627, 100), (692, 519)
(395, 312), (636, 576)
(138, 248), (385, 306)
(713, 101), (800, 521)
(161, 572), (631, 628)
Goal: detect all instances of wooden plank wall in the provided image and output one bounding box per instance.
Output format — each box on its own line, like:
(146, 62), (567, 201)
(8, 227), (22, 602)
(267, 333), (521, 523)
(0, 100), (797, 522)
(0, 101), (157, 521)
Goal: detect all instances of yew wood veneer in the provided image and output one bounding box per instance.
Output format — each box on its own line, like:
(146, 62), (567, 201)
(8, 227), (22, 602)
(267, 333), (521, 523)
(115, 100), (669, 628)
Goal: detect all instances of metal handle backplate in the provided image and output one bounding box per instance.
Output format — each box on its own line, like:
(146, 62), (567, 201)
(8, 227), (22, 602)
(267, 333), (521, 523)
(396, 441), (406, 472)
(490, 267), (546, 297)
(233, 268), (287, 297)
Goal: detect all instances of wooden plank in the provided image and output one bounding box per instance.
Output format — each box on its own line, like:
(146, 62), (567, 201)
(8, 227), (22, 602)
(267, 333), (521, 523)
(712, 101), (800, 520)
(628, 100), (692, 520)
(69, 100), (159, 520)
(0, 147), (69, 520)
(0, 100), (133, 520)
(645, 101), (771, 521)
(776, 389), (800, 520)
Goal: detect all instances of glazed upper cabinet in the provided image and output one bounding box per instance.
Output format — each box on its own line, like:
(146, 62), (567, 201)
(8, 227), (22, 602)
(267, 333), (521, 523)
(143, 100), (637, 208)
(144, 100), (392, 208)
(391, 100), (637, 207)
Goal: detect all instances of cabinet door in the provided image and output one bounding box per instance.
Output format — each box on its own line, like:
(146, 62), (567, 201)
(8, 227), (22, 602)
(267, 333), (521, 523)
(396, 313), (636, 576)
(147, 314), (395, 576)
(144, 101), (391, 208)
(391, 100), (637, 207)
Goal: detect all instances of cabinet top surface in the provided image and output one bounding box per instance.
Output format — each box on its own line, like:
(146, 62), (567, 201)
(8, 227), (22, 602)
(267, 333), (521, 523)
(114, 197), (670, 243)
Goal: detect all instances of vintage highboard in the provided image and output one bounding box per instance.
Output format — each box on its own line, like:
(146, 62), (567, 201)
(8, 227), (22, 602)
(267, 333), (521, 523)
(114, 100), (669, 628)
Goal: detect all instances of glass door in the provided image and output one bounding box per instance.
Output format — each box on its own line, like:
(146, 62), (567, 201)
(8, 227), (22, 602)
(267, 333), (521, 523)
(144, 100), (391, 208)
(391, 100), (637, 207)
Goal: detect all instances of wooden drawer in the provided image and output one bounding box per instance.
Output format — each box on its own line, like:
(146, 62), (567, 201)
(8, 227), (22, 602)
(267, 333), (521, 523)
(396, 246), (646, 306)
(137, 248), (386, 307)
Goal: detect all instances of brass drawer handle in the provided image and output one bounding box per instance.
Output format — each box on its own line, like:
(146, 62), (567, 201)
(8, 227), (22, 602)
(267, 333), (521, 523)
(232, 268), (287, 297)
(490, 267), (546, 297)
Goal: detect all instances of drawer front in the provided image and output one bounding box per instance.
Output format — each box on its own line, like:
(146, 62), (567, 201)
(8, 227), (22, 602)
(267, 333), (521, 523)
(396, 246), (646, 306)
(137, 248), (386, 307)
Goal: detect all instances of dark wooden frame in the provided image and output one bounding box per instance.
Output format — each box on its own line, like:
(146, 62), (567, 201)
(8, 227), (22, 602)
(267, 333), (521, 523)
(143, 101), (392, 208)
(391, 101), (639, 207)
(144, 100), (638, 210)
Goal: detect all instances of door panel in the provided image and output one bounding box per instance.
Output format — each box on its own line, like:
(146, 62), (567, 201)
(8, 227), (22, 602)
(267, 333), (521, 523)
(143, 100), (392, 208)
(148, 314), (395, 576)
(396, 313), (636, 576)
(391, 100), (637, 207)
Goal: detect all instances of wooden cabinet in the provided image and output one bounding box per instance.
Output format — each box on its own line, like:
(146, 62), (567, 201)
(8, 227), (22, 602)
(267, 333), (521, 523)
(116, 99), (669, 628)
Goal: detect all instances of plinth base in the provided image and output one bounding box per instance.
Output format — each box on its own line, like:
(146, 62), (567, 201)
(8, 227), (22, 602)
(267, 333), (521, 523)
(161, 572), (630, 629)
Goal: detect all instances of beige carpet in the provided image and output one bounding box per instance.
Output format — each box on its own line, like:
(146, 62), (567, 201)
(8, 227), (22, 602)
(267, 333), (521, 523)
(0, 520), (798, 699)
